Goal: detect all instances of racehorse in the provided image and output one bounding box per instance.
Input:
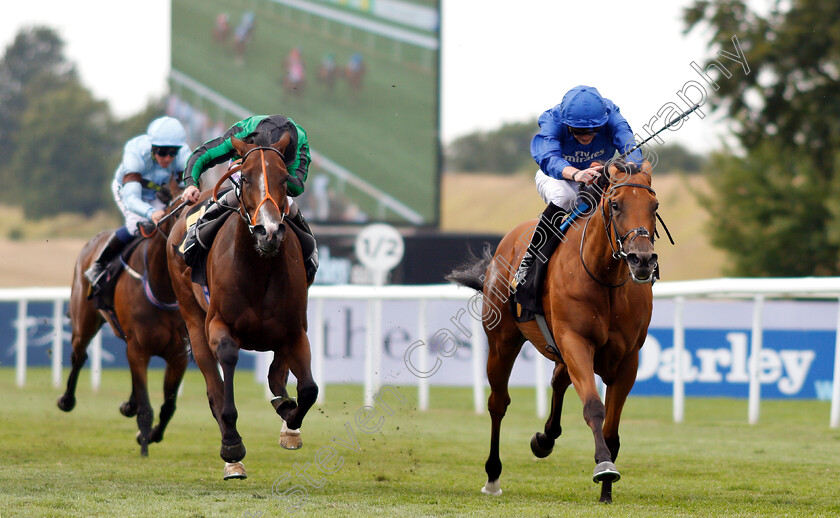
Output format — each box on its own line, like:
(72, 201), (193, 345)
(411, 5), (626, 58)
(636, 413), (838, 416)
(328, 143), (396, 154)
(447, 160), (660, 503)
(58, 173), (189, 457)
(166, 130), (318, 480)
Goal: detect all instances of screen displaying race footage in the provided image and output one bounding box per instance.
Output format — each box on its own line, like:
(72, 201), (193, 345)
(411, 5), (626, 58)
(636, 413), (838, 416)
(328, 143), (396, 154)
(171, 0), (441, 226)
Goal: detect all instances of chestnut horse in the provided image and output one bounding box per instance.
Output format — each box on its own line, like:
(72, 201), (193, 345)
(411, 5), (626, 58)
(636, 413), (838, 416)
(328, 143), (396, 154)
(166, 130), (318, 480)
(58, 174), (189, 457)
(448, 161), (660, 503)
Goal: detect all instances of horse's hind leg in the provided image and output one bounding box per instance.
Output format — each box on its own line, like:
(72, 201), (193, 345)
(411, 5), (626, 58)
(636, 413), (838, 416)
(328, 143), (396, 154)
(150, 342), (188, 444)
(482, 335), (524, 496)
(531, 361), (571, 458)
(57, 303), (103, 412)
(126, 347), (153, 457)
(598, 352), (640, 504)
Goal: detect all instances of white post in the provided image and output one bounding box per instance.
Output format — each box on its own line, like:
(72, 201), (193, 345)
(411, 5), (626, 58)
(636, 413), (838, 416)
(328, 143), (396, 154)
(418, 299), (429, 411)
(15, 300), (27, 388)
(471, 314), (483, 415)
(91, 331), (102, 392)
(748, 295), (765, 425)
(673, 296), (685, 423)
(314, 298), (325, 404)
(830, 297), (840, 428)
(373, 296), (383, 399)
(52, 299), (64, 388)
(364, 299), (375, 406)
(535, 353), (547, 419)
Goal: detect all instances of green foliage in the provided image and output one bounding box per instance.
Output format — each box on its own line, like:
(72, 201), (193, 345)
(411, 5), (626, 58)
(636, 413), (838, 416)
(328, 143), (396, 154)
(14, 80), (118, 218)
(684, 0), (840, 275)
(445, 121), (537, 174)
(651, 142), (705, 173)
(698, 144), (838, 276)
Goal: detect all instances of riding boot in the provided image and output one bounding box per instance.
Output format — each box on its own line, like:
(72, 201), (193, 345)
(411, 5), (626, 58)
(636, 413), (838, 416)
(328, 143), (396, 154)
(287, 210), (319, 284)
(181, 195), (234, 265)
(85, 232), (126, 287)
(513, 203), (567, 311)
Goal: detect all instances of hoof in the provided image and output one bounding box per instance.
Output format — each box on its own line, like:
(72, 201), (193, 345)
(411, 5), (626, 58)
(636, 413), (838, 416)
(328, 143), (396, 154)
(149, 427), (164, 444)
(593, 461), (620, 483)
(279, 420), (302, 450)
(530, 433), (554, 458)
(120, 401), (137, 417)
(57, 395), (76, 412)
(136, 432), (149, 457)
(481, 479), (502, 496)
(220, 441), (246, 463)
(223, 461), (247, 480)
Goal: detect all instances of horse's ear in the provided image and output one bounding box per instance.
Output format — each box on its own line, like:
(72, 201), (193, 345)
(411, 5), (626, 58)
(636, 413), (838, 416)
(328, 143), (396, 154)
(273, 131), (292, 158)
(230, 136), (250, 156)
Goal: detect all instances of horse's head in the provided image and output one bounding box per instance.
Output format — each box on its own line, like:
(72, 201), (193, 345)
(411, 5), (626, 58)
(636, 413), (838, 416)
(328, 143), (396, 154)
(229, 130), (292, 255)
(602, 160), (659, 283)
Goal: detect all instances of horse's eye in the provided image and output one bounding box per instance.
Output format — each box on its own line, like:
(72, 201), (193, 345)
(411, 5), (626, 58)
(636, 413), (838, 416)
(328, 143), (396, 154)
(610, 201), (620, 212)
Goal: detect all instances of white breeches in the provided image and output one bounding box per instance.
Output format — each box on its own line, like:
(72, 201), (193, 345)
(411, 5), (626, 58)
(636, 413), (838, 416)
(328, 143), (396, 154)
(112, 179), (164, 235)
(534, 169), (579, 211)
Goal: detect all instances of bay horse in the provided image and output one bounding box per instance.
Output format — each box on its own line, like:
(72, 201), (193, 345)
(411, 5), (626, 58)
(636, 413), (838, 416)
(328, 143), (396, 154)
(448, 160), (660, 503)
(166, 130), (318, 480)
(58, 173), (189, 457)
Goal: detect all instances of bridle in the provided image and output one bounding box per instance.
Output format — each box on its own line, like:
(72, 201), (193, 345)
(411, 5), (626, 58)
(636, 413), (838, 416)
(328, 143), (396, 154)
(580, 179), (672, 288)
(213, 145), (290, 234)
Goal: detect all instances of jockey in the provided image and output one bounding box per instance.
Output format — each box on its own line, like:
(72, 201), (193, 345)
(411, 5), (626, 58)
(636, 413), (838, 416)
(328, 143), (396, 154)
(514, 85), (645, 298)
(179, 114), (318, 284)
(85, 116), (190, 289)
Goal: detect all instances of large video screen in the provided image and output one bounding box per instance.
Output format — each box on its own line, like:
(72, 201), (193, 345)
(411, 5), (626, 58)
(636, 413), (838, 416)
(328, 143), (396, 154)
(170, 0), (441, 226)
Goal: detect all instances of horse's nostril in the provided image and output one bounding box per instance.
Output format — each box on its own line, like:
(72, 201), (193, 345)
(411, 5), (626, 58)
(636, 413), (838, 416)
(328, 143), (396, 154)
(253, 225), (267, 237)
(626, 254), (640, 266)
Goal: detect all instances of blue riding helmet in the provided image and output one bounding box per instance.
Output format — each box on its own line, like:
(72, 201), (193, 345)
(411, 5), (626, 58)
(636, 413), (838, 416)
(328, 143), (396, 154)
(559, 86), (609, 129)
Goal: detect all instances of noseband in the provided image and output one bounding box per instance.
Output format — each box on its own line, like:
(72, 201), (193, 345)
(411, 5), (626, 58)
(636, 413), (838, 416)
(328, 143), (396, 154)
(216, 146), (290, 234)
(580, 181), (658, 288)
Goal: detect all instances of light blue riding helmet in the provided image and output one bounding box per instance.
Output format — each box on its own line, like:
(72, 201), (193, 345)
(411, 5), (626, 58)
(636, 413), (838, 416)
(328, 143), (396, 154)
(147, 116), (187, 148)
(559, 86), (609, 129)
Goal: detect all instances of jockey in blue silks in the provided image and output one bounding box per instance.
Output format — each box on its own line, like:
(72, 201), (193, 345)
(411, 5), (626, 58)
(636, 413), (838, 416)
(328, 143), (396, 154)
(514, 85), (644, 302)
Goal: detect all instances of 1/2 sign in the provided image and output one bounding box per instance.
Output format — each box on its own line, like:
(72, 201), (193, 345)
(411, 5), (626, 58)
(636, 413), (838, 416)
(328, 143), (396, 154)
(354, 223), (405, 272)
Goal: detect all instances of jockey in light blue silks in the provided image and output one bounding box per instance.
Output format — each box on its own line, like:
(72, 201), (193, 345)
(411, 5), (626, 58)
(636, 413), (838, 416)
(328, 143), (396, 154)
(514, 85), (645, 304)
(85, 116), (190, 289)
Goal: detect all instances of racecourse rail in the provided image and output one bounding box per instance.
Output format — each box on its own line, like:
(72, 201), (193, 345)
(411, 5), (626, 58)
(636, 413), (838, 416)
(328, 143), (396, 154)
(4, 278), (840, 428)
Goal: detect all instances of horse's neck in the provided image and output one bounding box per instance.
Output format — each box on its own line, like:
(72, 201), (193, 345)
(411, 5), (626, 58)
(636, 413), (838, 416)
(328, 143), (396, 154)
(575, 207), (628, 286)
(145, 235), (176, 300)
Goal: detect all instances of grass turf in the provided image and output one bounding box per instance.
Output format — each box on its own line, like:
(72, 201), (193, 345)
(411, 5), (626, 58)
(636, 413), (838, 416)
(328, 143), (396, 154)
(1, 367), (838, 517)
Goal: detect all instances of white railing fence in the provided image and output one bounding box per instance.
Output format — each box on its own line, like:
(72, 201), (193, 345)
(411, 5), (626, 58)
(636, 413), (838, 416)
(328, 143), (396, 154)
(4, 279), (840, 428)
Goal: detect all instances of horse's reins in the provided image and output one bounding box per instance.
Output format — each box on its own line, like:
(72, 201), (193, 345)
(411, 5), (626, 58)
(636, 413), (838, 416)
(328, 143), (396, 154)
(138, 198), (190, 239)
(213, 146), (290, 233)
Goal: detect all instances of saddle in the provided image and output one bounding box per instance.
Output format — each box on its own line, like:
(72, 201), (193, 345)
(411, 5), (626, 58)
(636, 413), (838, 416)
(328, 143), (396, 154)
(176, 196), (235, 287)
(90, 236), (145, 312)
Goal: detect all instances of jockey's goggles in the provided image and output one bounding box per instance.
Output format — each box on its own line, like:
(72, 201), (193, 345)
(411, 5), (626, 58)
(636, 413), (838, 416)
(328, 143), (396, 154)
(568, 125), (603, 136)
(153, 146), (180, 157)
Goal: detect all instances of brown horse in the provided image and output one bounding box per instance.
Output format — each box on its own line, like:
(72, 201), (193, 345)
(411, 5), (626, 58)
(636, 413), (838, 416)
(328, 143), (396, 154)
(448, 161), (660, 503)
(58, 174), (189, 457)
(166, 130), (318, 480)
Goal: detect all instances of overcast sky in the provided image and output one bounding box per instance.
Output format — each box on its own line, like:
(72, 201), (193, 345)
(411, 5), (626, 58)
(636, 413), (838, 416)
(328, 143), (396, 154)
(0, 0), (745, 153)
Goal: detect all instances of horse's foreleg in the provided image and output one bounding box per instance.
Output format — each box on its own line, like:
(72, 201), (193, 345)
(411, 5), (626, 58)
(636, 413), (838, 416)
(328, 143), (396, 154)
(280, 334), (318, 432)
(57, 305), (102, 412)
(151, 340), (188, 444)
(209, 320), (245, 464)
(531, 362), (571, 458)
(562, 335), (619, 489)
(482, 336), (523, 496)
(598, 351), (639, 503)
(126, 348), (153, 457)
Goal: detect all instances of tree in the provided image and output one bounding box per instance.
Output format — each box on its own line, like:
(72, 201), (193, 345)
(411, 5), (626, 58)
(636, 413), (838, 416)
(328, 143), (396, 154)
(684, 0), (840, 275)
(0, 27), (76, 199)
(13, 80), (118, 218)
(653, 143), (705, 174)
(446, 122), (536, 174)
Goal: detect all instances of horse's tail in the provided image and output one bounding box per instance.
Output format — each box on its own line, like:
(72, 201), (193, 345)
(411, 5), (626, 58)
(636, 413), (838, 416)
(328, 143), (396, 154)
(445, 244), (494, 292)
